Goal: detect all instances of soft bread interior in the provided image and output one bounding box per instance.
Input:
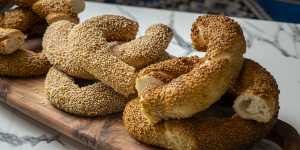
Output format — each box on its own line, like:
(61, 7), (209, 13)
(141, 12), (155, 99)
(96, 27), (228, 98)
(0, 30), (25, 54)
(233, 95), (271, 123)
(135, 75), (164, 95)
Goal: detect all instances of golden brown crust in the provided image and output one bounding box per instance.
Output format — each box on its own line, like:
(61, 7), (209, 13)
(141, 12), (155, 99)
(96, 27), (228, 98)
(14, 0), (85, 24)
(123, 98), (276, 150)
(43, 20), (94, 79)
(0, 7), (43, 33)
(45, 67), (129, 116)
(67, 15), (173, 96)
(124, 58), (279, 150)
(136, 15), (246, 124)
(0, 7), (50, 77)
(45, 12), (79, 24)
(112, 24), (173, 69)
(232, 59), (280, 123)
(32, 0), (85, 24)
(0, 48), (50, 77)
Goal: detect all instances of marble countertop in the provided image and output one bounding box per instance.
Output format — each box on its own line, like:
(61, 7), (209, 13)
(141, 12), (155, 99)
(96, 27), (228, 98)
(0, 2), (299, 150)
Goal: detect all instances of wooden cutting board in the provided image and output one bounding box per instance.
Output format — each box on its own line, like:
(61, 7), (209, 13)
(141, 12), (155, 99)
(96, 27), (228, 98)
(0, 77), (299, 150)
(0, 77), (156, 150)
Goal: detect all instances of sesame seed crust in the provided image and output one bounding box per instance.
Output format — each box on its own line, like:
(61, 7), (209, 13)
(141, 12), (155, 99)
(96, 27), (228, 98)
(44, 15), (172, 115)
(0, 48), (50, 77)
(43, 20), (94, 79)
(136, 15), (246, 124)
(124, 58), (279, 150)
(112, 24), (173, 69)
(67, 15), (173, 96)
(124, 99), (275, 150)
(46, 67), (129, 116)
(232, 59), (280, 123)
(0, 6), (50, 77)
(0, 7), (43, 33)
(14, 0), (85, 24)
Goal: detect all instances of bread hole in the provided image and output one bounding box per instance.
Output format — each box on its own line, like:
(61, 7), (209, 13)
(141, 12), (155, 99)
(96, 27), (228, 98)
(74, 78), (96, 87)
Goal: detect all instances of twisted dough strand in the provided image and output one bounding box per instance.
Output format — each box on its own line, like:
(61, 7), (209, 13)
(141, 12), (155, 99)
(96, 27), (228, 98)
(46, 67), (129, 116)
(44, 16), (172, 116)
(112, 24), (173, 69)
(67, 15), (172, 96)
(43, 20), (94, 79)
(124, 58), (279, 150)
(136, 15), (246, 124)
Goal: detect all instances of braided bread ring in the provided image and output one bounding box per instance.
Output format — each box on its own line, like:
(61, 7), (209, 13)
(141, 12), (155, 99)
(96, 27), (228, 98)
(45, 67), (129, 116)
(43, 16), (172, 116)
(124, 58), (279, 150)
(136, 15), (246, 124)
(67, 15), (173, 96)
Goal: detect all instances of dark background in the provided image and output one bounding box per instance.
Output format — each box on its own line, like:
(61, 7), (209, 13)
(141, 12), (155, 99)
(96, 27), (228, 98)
(89, 0), (300, 23)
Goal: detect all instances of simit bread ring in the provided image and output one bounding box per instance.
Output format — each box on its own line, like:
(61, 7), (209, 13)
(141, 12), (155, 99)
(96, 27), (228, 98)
(0, 28), (50, 77)
(0, 7), (44, 33)
(14, 0), (85, 24)
(45, 67), (129, 116)
(43, 16), (172, 116)
(44, 17), (172, 80)
(65, 15), (173, 96)
(135, 15), (246, 124)
(123, 58), (279, 150)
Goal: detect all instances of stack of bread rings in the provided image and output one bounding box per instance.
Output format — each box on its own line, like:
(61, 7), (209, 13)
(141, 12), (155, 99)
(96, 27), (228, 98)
(44, 15), (173, 116)
(123, 15), (280, 150)
(0, 0), (85, 77)
(0, 1), (282, 148)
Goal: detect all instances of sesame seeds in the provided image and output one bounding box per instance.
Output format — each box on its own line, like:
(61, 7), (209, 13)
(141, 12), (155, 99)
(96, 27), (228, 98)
(123, 15), (279, 150)
(44, 15), (172, 116)
(136, 15), (246, 123)
(0, 48), (50, 77)
(0, 7), (42, 32)
(67, 15), (172, 96)
(46, 67), (129, 116)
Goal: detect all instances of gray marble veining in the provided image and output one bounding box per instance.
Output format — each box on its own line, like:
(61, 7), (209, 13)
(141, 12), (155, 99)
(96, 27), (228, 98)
(0, 132), (61, 147)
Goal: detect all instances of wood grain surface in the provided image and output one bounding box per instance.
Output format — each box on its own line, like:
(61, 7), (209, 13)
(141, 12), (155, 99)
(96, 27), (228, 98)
(0, 77), (299, 150)
(0, 77), (156, 150)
